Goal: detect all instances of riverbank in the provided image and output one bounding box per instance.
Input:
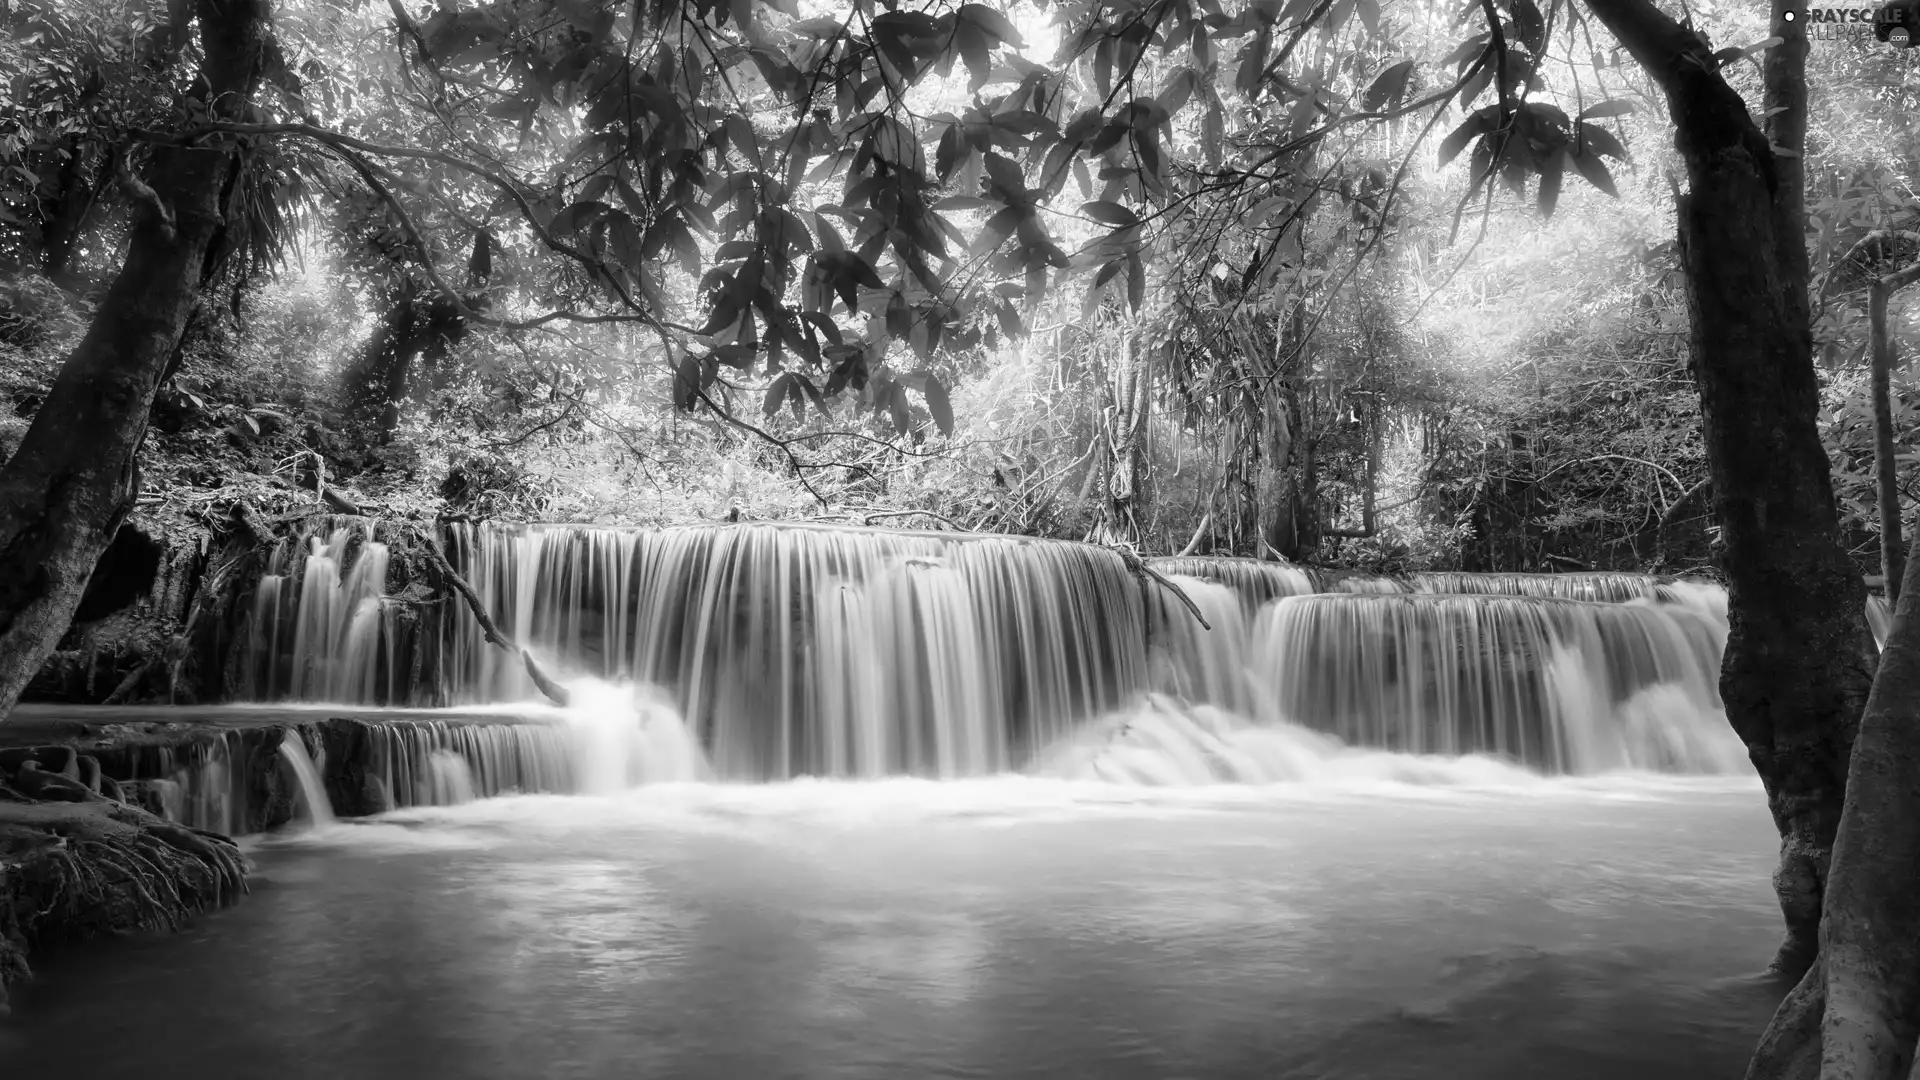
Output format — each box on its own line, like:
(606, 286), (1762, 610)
(0, 770), (248, 1016)
(0, 706), (569, 1015)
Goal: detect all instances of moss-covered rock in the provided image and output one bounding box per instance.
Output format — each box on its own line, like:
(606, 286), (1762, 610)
(0, 788), (249, 1017)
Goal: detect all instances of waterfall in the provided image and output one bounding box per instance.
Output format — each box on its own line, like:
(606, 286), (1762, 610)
(1029, 693), (1545, 785)
(1147, 576), (1253, 714)
(1868, 595), (1892, 649)
(338, 717), (578, 808)
(277, 734), (336, 828)
(1243, 594), (1738, 772)
(430, 523), (1149, 779)
(245, 521), (412, 705)
(1147, 557), (1319, 611)
(1406, 571), (1671, 602)
(424, 750), (476, 806)
(237, 526), (1757, 782)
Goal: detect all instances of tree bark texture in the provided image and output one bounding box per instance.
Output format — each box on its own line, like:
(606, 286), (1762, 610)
(1257, 304), (1304, 559)
(1869, 282), (1905, 604)
(0, 0), (272, 722)
(1746, 523), (1920, 1080)
(1583, 0), (1875, 977)
(1095, 327), (1148, 546)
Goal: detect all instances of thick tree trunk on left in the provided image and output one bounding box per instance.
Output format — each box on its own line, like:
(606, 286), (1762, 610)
(0, 1), (270, 721)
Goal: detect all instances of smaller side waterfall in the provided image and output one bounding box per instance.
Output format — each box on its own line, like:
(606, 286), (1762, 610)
(319, 682), (710, 812)
(1146, 557), (1319, 611)
(1147, 576), (1253, 714)
(424, 750), (477, 806)
(1407, 572), (1671, 602)
(277, 734), (336, 828)
(1868, 595), (1892, 649)
(243, 520), (420, 705)
(1245, 593), (1743, 774)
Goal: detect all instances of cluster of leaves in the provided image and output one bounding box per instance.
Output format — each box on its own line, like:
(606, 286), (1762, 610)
(0, 0), (194, 275)
(206, 0), (1665, 450)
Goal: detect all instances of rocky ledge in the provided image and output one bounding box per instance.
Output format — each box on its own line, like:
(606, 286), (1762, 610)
(0, 757), (249, 1017)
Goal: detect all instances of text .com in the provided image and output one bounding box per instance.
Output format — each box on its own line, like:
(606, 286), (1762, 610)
(1786, 2), (1920, 43)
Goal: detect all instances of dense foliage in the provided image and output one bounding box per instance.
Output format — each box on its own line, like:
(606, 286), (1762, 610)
(0, 0), (1913, 575)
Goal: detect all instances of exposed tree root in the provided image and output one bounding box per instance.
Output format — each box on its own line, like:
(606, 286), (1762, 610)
(0, 794), (250, 1017)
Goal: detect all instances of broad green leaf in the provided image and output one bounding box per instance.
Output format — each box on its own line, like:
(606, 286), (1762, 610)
(550, 200), (611, 237)
(674, 353), (703, 411)
(924, 376), (954, 435)
(1437, 109), (1495, 168)
(763, 372), (793, 417)
(1536, 148), (1564, 219)
(1576, 99), (1635, 121)
(1363, 59), (1414, 111)
(1569, 149), (1618, 197)
(1510, 0), (1545, 55)
(1356, 0), (1380, 36)
(1577, 121), (1628, 161)
(958, 3), (1026, 47)
(1081, 200), (1140, 226)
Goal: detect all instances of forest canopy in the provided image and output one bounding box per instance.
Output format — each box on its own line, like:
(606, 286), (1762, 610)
(0, 0), (1913, 574)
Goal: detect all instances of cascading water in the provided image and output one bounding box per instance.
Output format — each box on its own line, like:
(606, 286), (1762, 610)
(1146, 556), (1320, 609)
(1240, 593), (1739, 772)
(237, 526), (1756, 787)
(431, 522), (1149, 779)
(1145, 575), (1254, 714)
(277, 733), (335, 828)
(246, 522), (415, 705)
(1405, 571), (1672, 602)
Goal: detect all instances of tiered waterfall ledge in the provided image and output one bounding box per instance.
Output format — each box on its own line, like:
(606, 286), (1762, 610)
(0, 704), (570, 1015)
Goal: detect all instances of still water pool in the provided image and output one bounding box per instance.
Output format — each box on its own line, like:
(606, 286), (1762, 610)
(2, 774), (1786, 1080)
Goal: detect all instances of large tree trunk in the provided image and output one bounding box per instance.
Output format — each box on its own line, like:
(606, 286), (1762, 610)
(1746, 522), (1920, 1080)
(0, 1), (270, 722)
(1583, 0), (1875, 977)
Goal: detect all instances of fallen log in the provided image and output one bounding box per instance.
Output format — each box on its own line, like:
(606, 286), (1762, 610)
(413, 525), (570, 707)
(1110, 544), (1211, 631)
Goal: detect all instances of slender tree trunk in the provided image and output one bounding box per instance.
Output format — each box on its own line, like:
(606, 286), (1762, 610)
(1257, 385), (1296, 558)
(0, 0), (270, 722)
(1258, 305), (1304, 559)
(1869, 282), (1905, 604)
(1098, 327), (1148, 546)
(1866, 265), (1920, 605)
(38, 139), (99, 281)
(1583, 0), (1875, 977)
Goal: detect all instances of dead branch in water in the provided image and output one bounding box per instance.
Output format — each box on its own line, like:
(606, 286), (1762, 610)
(412, 526), (570, 707)
(1110, 545), (1211, 631)
(521, 649), (571, 707)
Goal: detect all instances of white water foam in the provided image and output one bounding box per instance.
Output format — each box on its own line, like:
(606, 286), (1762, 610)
(277, 733), (336, 828)
(1027, 691), (1755, 789)
(1031, 693), (1553, 787)
(558, 676), (712, 792)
